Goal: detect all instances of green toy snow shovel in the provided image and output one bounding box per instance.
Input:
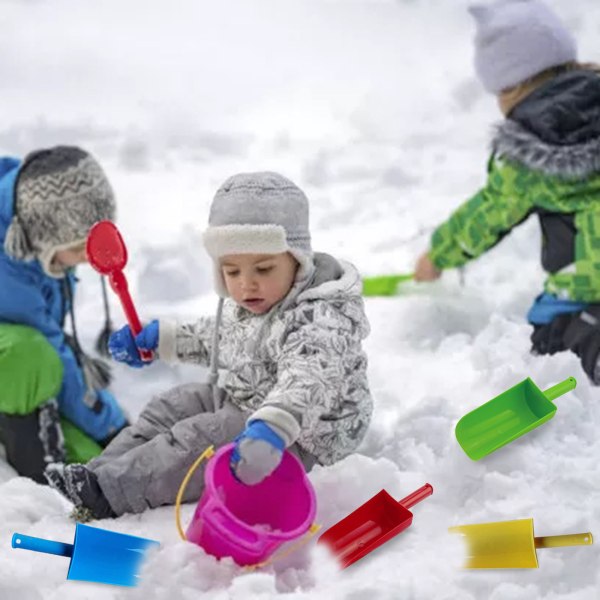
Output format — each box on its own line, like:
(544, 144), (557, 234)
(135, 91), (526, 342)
(362, 273), (414, 297)
(455, 376), (577, 460)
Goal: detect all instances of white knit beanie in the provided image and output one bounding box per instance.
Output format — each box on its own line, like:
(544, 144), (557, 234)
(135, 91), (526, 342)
(469, 0), (577, 93)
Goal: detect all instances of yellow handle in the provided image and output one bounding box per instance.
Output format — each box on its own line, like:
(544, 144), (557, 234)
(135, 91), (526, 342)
(244, 524), (322, 571)
(175, 445), (216, 541)
(535, 532), (594, 549)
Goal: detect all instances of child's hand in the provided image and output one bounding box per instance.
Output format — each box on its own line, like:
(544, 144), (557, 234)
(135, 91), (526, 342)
(414, 252), (442, 282)
(230, 420), (285, 485)
(108, 320), (159, 368)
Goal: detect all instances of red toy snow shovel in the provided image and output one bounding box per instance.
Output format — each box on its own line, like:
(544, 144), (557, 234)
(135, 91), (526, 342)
(86, 220), (153, 362)
(318, 483), (433, 568)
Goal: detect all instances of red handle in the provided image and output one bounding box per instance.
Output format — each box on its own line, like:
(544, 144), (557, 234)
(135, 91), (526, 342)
(398, 483), (433, 510)
(109, 271), (153, 362)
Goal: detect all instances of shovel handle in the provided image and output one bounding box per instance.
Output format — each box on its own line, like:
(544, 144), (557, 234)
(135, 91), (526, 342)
(534, 532), (593, 549)
(12, 533), (74, 558)
(109, 271), (153, 362)
(398, 483), (433, 509)
(543, 377), (577, 402)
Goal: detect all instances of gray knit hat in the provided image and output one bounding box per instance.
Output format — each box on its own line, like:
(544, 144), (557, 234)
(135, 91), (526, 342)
(469, 0), (577, 94)
(4, 146), (116, 277)
(203, 171), (313, 297)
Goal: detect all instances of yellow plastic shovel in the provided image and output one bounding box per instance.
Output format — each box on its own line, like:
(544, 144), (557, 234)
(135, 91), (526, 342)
(449, 518), (593, 568)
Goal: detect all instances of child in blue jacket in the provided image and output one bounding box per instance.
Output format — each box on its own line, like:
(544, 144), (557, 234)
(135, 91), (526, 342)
(0, 146), (128, 483)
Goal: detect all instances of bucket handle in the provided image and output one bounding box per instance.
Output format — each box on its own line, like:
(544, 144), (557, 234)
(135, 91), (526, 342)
(175, 445), (216, 541)
(175, 445), (321, 570)
(543, 377), (577, 402)
(243, 523), (322, 572)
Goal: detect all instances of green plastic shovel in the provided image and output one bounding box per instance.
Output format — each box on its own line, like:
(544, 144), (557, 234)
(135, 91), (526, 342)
(455, 376), (577, 460)
(362, 273), (414, 297)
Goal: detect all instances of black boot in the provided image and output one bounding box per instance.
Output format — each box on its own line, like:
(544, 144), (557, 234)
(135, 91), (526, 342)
(563, 307), (600, 384)
(45, 462), (116, 520)
(0, 399), (66, 484)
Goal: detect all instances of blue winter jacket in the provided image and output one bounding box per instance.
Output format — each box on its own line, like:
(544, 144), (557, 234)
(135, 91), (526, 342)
(0, 157), (125, 441)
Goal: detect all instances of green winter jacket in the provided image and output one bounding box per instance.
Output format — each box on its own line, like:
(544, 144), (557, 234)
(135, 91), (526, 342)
(430, 69), (600, 303)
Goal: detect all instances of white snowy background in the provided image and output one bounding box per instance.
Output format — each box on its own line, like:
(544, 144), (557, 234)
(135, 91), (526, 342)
(0, 0), (599, 598)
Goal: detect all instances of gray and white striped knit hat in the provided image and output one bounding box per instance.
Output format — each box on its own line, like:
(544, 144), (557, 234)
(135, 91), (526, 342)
(4, 146), (116, 277)
(203, 172), (313, 297)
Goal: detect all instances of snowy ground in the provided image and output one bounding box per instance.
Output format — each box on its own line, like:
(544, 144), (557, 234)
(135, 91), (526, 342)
(1, 1), (599, 598)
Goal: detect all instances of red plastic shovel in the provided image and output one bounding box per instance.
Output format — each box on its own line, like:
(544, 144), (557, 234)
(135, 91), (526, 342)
(86, 221), (153, 362)
(318, 483), (433, 568)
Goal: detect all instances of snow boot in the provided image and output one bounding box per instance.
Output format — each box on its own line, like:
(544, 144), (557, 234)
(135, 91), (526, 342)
(45, 462), (116, 520)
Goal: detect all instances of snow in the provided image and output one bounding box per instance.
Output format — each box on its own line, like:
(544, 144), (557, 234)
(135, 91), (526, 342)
(1, 0), (599, 598)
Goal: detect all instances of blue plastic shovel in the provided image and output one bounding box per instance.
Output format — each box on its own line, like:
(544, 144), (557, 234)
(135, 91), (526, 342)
(12, 523), (160, 587)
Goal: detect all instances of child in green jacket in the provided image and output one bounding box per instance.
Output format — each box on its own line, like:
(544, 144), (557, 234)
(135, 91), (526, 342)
(415, 0), (600, 383)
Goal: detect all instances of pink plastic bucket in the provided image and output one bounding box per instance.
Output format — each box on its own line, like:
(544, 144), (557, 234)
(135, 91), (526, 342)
(186, 443), (317, 566)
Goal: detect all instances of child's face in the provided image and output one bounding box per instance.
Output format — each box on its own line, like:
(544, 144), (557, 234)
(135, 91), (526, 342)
(52, 242), (88, 269)
(221, 252), (299, 314)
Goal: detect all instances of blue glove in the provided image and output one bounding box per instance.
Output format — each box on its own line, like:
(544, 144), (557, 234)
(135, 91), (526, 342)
(230, 420), (285, 485)
(108, 320), (159, 368)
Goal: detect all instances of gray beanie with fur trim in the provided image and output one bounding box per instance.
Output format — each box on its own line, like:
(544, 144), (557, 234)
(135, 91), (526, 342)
(470, 0), (577, 94)
(203, 171), (313, 297)
(4, 146), (116, 277)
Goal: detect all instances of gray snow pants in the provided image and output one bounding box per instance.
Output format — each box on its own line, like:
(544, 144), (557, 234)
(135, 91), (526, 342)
(87, 383), (316, 515)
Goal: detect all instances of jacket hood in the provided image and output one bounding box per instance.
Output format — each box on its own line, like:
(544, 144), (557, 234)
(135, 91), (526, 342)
(509, 70), (600, 146)
(493, 70), (600, 179)
(294, 252), (368, 338)
(493, 119), (600, 179)
(296, 252), (362, 302)
(0, 157), (21, 242)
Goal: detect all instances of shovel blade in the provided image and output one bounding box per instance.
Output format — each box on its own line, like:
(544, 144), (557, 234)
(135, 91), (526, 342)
(318, 490), (413, 568)
(362, 274), (413, 297)
(68, 524), (159, 587)
(455, 378), (556, 460)
(449, 518), (538, 569)
(86, 220), (128, 275)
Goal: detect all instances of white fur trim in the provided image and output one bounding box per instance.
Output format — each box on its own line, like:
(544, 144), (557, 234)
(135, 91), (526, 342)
(203, 224), (289, 259)
(158, 319), (178, 363)
(212, 262), (229, 298)
(249, 405), (301, 447)
(40, 238), (87, 279)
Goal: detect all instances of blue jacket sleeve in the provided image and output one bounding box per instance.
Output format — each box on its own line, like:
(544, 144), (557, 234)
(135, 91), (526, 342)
(0, 258), (125, 441)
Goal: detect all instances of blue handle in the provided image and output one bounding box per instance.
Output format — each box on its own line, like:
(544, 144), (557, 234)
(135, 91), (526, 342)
(12, 533), (74, 558)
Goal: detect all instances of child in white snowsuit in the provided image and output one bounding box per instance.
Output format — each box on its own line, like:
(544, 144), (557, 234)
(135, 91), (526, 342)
(47, 171), (373, 519)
